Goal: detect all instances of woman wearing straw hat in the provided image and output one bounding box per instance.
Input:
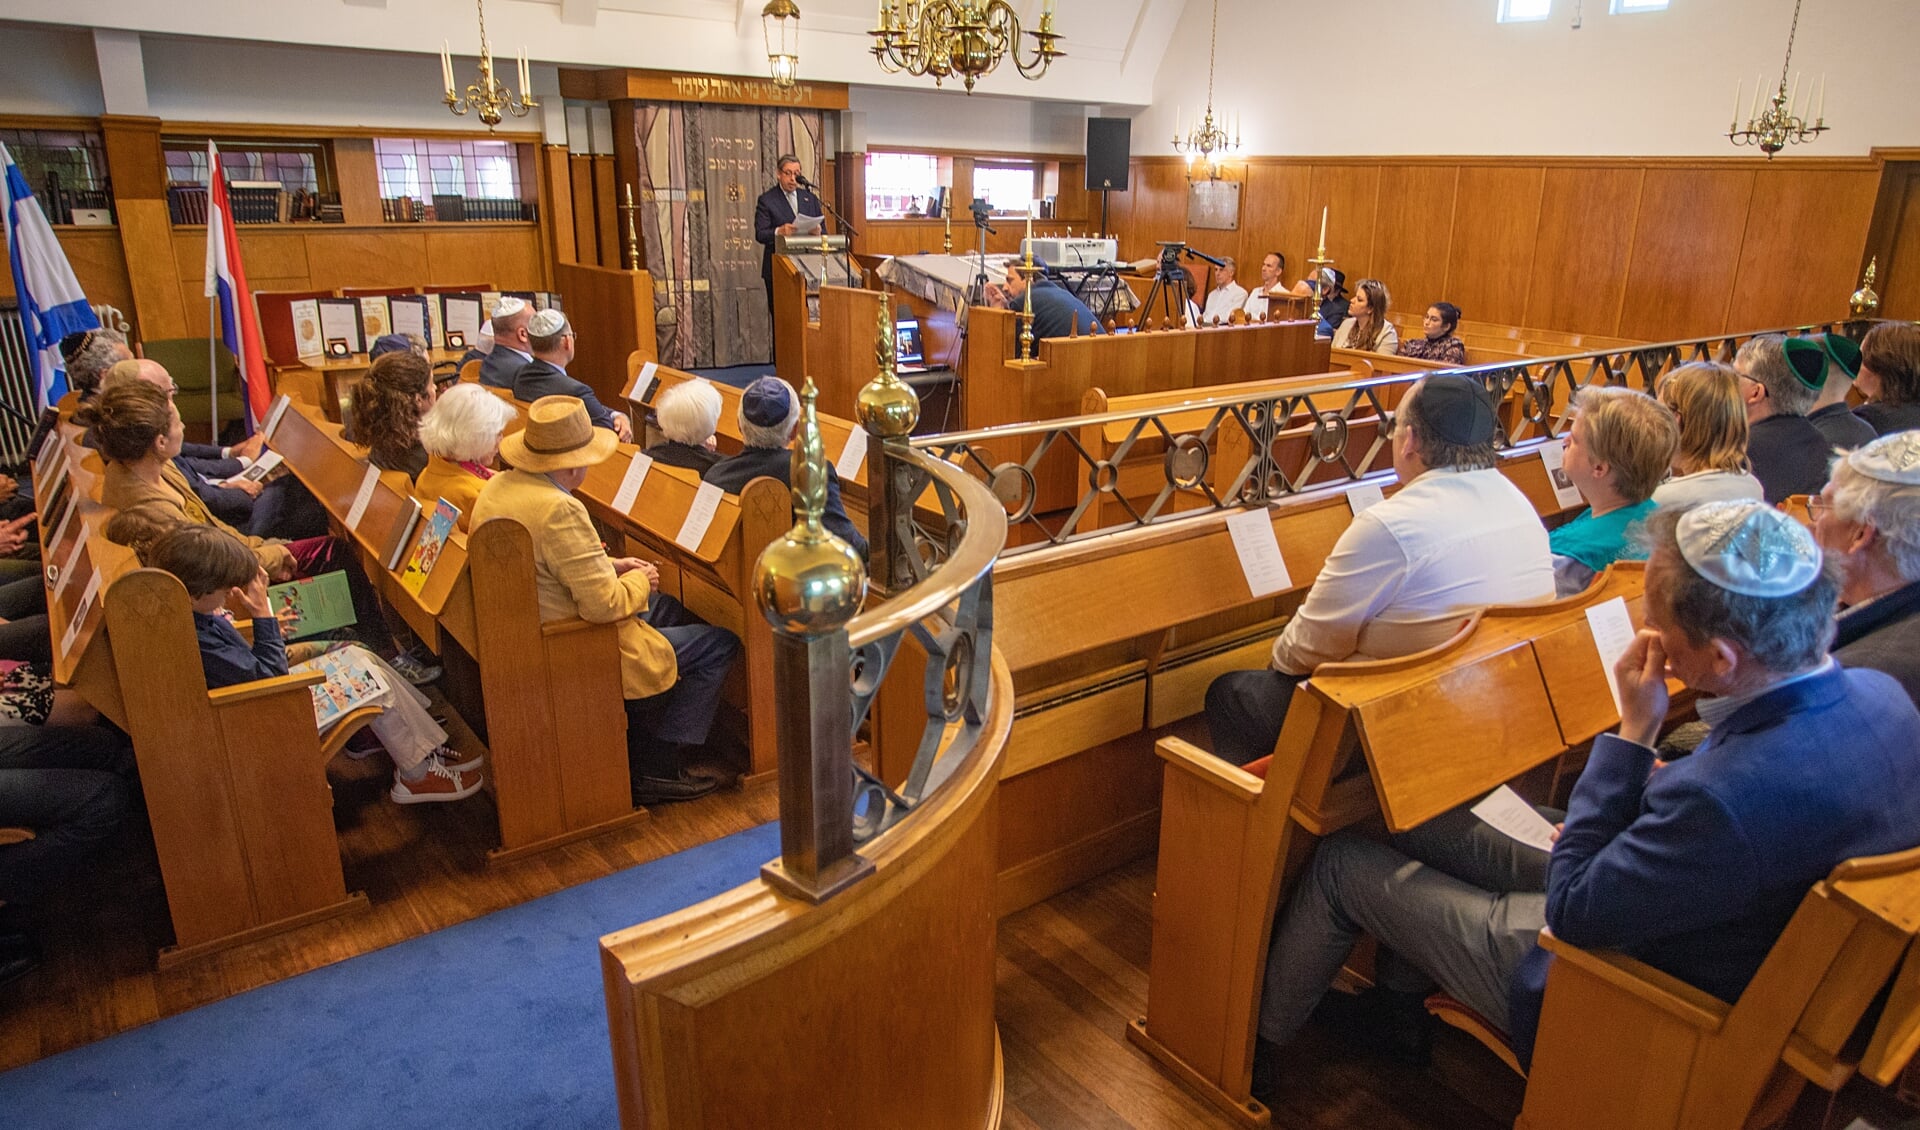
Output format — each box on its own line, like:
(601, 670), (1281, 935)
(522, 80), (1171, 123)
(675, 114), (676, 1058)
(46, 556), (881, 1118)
(473, 395), (740, 805)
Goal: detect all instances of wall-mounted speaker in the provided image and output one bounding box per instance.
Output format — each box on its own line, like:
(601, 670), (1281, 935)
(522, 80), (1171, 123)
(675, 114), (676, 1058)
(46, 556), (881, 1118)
(1085, 118), (1131, 192)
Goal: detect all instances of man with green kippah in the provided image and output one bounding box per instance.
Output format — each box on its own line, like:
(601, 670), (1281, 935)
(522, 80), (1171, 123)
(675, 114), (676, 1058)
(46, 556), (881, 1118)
(1792, 333), (1878, 450)
(1735, 334), (1835, 502)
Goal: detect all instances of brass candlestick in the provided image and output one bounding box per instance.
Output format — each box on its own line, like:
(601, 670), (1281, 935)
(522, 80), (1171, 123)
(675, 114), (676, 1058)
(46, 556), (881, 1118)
(1850, 256), (1881, 318)
(621, 184), (641, 270)
(1017, 244), (1039, 361)
(942, 195), (953, 254)
(1306, 239), (1334, 328)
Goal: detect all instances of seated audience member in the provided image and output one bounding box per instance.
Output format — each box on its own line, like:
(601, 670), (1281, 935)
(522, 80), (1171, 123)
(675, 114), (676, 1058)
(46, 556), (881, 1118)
(473, 397), (739, 805)
(1856, 322), (1920, 436)
(83, 382), (429, 682)
(1248, 501), (1920, 1103)
(346, 351), (436, 481)
(1203, 376), (1553, 766)
(1311, 269), (1349, 337)
(1548, 385), (1679, 596)
(143, 525), (482, 803)
(511, 310), (634, 442)
(1652, 362), (1766, 508)
(478, 298), (534, 388)
(646, 379), (725, 473)
(1735, 334), (1834, 502)
(0, 574), (52, 666)
(706, 377), (870, 562)
(1331, 278), (1397, 354)
(1397, 302), (1468, 366)
(1241, 252), (1294, 320)
(456, 319), (495, 374)
(1199, 256), (1248, 324)
(998, 257), (1105, 339)
(1815, 431), (1920, 703)
(61, 327), (133, 403)
(415, 384), (517, 530)
(1792, 334), (1877, 450)
(368, 333), (427, 361)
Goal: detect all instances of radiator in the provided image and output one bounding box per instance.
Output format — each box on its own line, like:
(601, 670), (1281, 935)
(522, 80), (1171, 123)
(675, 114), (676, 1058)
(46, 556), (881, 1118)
(0, 304), (40, 465)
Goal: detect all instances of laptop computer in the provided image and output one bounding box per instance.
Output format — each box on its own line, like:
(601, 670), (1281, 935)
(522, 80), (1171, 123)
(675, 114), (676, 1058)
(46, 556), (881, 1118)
(895, 317), (928, 375)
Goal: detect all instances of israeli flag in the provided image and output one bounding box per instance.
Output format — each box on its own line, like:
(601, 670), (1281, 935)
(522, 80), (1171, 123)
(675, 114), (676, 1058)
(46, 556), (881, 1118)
(3, 141), (99, 411)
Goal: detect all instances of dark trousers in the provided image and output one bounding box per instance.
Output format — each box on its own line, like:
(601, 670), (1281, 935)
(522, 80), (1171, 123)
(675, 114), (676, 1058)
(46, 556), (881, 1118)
(0, 723), (134, 905)
(0, 575), (49, 665)
(624, 594), (741, 779)
(1204, 668), (1306, 766)
(246, 476), (330, 541)
(286, 536), (394, 654)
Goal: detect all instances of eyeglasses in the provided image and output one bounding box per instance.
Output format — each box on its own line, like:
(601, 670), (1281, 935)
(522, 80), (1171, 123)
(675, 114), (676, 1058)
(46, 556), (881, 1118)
(1806, 497), (1833, 520)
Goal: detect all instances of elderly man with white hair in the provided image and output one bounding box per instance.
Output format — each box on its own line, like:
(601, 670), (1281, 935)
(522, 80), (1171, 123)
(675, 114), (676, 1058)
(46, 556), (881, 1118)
(645, 379), (724, 473)
(1814, 430), (1920, 703)
(510, 309), (633, 442)
(702, 376), (868, 561)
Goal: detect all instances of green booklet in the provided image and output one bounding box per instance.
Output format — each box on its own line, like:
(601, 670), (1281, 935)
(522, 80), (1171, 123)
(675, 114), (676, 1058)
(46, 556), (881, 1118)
(267, 571), (358, 642)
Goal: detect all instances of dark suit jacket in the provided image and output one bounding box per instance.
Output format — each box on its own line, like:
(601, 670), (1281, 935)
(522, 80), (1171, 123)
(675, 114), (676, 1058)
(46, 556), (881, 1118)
(1808, 402), (1878, 451)
(1835, 579), (1920, 706)
(512, 358), (621, 432)
(1858, 401), (1920, 437)
(1748, 413), (1834, 503)
(702, 445), (868, 562)
(479, 347), (532, 389)
(644, 440), (721, 474)
(753, 185), (823, 285)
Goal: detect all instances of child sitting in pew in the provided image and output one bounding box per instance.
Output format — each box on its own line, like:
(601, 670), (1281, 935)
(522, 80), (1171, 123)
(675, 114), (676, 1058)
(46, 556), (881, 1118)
(137, 524), (484, 805)
(1546, 385), (1679, 595)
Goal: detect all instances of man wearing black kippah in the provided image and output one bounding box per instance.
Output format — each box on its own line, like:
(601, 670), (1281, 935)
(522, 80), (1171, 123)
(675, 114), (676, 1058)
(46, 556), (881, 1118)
(1203, 375), (1555, 767)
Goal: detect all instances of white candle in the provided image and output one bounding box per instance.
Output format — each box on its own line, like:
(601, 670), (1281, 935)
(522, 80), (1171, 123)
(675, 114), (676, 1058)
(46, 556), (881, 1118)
(1025, 208), (1033, 251)
(1788, 71), (1800, 117)
(1318, 206), (1328, 251)
(442, 41), (455, 92)
(1732, 78), (1742, 124)
(520, 49), (530, 95)
(1751, 74), (1765, 121)
(1816, 73), (1826, 121)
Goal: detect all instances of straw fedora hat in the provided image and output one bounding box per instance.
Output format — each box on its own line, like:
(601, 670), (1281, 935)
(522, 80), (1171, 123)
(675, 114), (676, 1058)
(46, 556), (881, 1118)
(498, 395), (618, 472)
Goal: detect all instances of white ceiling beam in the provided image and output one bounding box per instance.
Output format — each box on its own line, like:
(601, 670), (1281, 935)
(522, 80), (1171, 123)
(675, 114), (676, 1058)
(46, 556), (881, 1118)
(560, 0), (598, 27)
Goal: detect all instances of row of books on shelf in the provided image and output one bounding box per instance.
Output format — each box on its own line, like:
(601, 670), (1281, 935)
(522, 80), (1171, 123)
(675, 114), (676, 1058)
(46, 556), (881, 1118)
(260, 290), (561, 363)
(379, 195), (536, 223)
(166, 184), (344, 225)
(38, 171), (113, 226)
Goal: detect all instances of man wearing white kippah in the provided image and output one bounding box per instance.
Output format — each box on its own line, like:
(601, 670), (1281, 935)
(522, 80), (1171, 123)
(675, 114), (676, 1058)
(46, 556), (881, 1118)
(478, 297), (534, 389)
(511, 309), (633, 443)
(1247, 499), (1920, 1104)
(1815, 430), (1920, 703)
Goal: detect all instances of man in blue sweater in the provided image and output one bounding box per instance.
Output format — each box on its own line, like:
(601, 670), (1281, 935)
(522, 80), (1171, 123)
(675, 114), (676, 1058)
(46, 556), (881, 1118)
(1249, 499), (1920, 1103)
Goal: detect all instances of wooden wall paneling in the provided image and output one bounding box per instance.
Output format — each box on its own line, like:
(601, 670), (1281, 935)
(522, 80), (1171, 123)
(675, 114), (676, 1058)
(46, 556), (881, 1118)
(424, 228), (545, 290)
(1119, 161), (1192, 264)
(1725, 168), (1883, 329)
(540, 144), (575, 273)
(1617, 168), (1757, 341)
(1235, 163), (1312, 293)
(570, 154), (600, 266)
(1056, 159), (1090, 223)
(98, 115), (167, 201)
(1524, 167), (1645, 335)
(1876, 165), (1920, 321)
(0, 230), (137, 321)
(303, 229), (430, 291)
(1304, 164), (1382, 283)
(118, 199), (190, 341)
(1369, 165), (1460, 319)
(593, 155), (620, 269)
(1442, 165), (1546, 327)
(333, 139), (382, 226)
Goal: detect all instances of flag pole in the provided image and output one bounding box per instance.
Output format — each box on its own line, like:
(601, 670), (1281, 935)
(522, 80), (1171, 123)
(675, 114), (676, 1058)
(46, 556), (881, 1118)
(208, 294), (220, 441)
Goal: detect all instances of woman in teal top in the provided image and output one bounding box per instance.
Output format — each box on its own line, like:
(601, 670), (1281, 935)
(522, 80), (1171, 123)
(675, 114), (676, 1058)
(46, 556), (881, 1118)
(1548, 386), (1681, 596)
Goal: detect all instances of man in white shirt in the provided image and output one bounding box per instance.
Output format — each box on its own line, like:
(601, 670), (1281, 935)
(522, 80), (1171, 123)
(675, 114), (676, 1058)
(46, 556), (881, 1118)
(1242, 252), (1293, 320)
(1203, 375), (1555, 765)
(1200, 256), (1248, 325)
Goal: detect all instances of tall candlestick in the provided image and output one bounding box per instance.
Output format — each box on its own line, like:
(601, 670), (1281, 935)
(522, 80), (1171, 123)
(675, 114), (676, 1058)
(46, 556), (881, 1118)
(442, 41), (455, 93)
(1318, 206), (1328, 251)
(1025, 207), (1034, 253)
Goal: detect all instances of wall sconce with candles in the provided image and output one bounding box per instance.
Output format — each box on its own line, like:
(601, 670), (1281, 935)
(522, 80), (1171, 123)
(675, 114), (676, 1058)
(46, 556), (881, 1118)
(439, 0), (538, 131)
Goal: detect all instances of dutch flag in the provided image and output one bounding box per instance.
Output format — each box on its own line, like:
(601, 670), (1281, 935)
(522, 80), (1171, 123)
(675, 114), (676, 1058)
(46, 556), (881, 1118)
(205, 141), (273, 431)
(3, 141), (99, 412)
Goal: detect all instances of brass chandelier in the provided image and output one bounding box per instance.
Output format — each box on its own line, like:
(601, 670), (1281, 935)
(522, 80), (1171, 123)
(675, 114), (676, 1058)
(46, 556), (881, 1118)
(1727, 0), (1828, 158)
(869, 1), (1065, 93)
(439, 0), (538, 131)
(1171, 0), (1241, 181)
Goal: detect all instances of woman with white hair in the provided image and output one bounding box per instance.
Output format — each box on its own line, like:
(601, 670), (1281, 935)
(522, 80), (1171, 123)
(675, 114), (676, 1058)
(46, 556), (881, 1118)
(645, 379), (724, 473)
(414, 383), (519, 530)
(1813, 430), (1920, 703)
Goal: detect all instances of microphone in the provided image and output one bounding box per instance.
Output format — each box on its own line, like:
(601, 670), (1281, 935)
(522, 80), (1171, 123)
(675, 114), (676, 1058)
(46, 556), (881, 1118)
(796, 175), (815, 190)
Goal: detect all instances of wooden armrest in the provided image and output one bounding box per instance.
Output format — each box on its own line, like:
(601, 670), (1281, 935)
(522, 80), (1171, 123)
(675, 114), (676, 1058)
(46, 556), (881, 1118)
(318, 706), (388, 761)
(1537, 928), (1728, 1032)
(540, 616), (613, 639)
(1782, 1032), (1855, 1090)
(1155, 735), (1263, 803)
(207, 670), (325, 707)
(0, 826), (34, 846)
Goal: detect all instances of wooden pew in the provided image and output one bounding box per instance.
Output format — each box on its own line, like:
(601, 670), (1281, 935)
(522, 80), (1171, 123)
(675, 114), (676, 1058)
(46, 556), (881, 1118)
(1127, 565), (1650, 1124)
(268, 400), (648, 860)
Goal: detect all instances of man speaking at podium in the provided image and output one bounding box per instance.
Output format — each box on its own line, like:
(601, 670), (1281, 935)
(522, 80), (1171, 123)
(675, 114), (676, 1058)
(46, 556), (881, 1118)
(754, 155), (825, 327)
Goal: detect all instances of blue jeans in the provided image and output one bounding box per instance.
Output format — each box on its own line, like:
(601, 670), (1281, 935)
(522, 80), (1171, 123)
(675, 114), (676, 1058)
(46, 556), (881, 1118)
(623, 594), (740, 777)
(0, 724), (134, 905)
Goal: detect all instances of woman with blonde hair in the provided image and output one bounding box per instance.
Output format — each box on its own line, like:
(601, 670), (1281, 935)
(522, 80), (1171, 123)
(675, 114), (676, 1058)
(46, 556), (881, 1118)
(1331, 278), (1398, 355)
(1651, 361), (1765, 508)
(415, 383), (518, 529)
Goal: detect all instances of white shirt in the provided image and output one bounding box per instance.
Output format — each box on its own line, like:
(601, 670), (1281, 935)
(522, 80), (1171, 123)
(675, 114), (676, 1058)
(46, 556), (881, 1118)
(1242, 285), (1286, 319)
(1651, 468), (1765, 510)
(784, 188), (800, 217)
(1270, 467), (1555, 673)
(1201, 281), (1248, 324)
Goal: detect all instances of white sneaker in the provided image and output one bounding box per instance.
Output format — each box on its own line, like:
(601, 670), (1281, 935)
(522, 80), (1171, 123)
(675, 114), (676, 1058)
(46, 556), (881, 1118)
(389, 755), (483, 804)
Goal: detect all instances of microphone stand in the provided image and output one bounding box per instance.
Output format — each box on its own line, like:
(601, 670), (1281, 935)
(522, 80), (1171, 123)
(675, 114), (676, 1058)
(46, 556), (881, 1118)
(800, 180), (860, 241)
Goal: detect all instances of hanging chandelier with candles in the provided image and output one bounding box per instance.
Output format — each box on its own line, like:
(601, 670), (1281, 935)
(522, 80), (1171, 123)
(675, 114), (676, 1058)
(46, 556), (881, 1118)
(1727, 0), (1829, 158)
(763, 0), (801, 89)
(1171, 0), (1241, 181)
(869, 0), (1065, 94)
(439, 0), (538, 131)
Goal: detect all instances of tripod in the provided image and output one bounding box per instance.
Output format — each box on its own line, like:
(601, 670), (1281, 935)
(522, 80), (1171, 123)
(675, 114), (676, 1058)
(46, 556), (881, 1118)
(965, 198), (998, 309)
(1138, 241), (1194, 327)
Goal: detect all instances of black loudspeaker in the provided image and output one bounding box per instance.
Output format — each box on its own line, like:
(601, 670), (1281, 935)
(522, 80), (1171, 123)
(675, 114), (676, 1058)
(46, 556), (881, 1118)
(1086, 118), (1131, 192)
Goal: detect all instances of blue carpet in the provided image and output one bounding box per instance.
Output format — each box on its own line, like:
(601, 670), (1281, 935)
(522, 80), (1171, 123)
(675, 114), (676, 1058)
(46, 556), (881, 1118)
(687, 363), (775, 389)
(0, 821), (782, 1130)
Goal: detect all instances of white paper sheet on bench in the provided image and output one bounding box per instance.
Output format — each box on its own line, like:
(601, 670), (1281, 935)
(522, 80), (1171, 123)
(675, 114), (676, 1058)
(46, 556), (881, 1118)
(1584, 596), (1636, 714)
(59, 569), (103, 661)
(263, 395), (293, 442)
(1471, 785), (1558, 854)
(1346, 484), (1385, 514)
(675, 482), (724, 552)
(344, 465), (381, 532)
(1225, 507), (1293, 597)
(1537, 441), (1586, 510)
(834, 426), (868, 482)
(611, 452), (654, 514)
(626, 361), (658, 403)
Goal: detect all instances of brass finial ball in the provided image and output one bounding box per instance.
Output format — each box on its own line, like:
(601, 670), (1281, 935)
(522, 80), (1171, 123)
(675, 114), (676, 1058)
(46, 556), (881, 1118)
(755, 533), (867, 635)
(858, 376), (920, 438)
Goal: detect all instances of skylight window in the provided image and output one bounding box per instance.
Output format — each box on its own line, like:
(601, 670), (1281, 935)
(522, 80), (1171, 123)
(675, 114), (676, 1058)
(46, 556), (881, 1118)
(1498, 0), (1552, 22)
(1611, 0), (1669, 11)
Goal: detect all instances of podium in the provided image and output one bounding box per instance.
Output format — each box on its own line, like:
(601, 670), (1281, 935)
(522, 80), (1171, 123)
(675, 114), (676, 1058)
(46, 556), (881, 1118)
(770, 234), (860, 380)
